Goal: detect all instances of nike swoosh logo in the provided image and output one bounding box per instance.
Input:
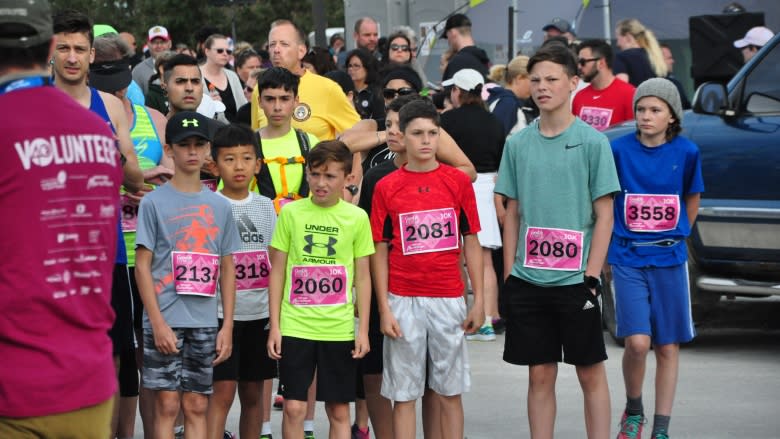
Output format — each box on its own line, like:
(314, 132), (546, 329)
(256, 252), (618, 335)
(593, 95), (602, 99)
(565, 143), (582, 149)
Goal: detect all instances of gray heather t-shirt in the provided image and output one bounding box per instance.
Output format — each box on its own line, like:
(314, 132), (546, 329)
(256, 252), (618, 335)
(216, 192), (276, 321)
(136, 183), (241, 329)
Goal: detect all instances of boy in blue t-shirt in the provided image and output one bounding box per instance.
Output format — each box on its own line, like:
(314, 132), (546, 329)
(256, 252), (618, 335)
(135, 111), (241, 439)
(610, 78), (704, 439)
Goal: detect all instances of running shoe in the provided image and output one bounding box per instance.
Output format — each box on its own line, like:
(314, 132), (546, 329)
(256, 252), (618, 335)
(273, 392), (284, 409)
(223, 431), (236, 439)
(465, 323), (496, 341)
(351, 423), (370, 439)
(616, 412), (645, 439)
(304, 431), (315, 439)
(652, 433), (669, 439)
(260, 435), (273, 439)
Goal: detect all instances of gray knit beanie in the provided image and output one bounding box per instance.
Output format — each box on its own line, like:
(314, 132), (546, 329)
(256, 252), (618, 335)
(633, 78), (683, 122)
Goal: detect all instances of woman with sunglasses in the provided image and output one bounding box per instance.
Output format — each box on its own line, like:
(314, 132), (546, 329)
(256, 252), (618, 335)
(200, 33), (247, 122)
(379, 64), (422, 108)
(440, 68), (506, 342)
(345, 48), (385, 122)
(381, 30), (428, 90)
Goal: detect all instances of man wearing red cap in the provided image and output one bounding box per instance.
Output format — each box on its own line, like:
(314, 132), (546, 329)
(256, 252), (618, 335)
(132, 25), (172, 95)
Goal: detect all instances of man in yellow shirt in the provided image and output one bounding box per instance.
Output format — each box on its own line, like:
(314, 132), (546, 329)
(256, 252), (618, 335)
(251, 19), (360, 140)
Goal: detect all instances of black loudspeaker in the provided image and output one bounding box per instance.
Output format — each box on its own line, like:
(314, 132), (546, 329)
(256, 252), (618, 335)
(689, 12), (764, 87)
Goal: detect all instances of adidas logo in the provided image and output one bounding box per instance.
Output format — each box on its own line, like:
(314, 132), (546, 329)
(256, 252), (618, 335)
(583, 300), (595, 310)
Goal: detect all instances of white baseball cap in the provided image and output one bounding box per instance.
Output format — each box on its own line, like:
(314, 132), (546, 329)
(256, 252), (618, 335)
(147, 25), (170, 42)
(441, 68), (484, 92)
(733, 26), (774, 48)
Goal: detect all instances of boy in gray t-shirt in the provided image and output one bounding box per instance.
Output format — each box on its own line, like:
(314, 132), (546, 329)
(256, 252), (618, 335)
(135, 112), (241, 439)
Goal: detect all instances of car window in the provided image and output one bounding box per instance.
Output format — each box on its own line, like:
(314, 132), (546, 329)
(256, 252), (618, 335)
(741, 41), (780, 114)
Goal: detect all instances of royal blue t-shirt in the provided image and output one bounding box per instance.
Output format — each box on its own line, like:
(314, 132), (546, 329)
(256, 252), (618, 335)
(608, 133), (704, 267)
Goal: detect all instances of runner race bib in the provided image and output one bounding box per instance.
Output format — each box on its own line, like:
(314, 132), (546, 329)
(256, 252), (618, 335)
(120, 194), (138, 232)
(579, 106), (613, 131)
(523, 226), (583, 271)
(233, 250), (271, 291)
(624, 194), (680, 232)
(289, 265), (348, 306)
(202, 179), (218, 192)
(172, 251), (220, 296)
(399, 207), (459, 255)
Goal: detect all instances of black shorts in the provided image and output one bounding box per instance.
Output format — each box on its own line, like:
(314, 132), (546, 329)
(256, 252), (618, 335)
(359, 291), (384, 376)
(500, 275), (607, 366)
(213, 318), (276, 382)
(129, 266), (143, 331)
(279, 336), (357, 403)
(118, 344), (139, 397)
(109, 264), (135, 355)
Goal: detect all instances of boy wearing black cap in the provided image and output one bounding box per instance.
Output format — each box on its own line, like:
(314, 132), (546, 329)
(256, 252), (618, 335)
(135, 111), (241, 439)
(610, 78), (704, 439)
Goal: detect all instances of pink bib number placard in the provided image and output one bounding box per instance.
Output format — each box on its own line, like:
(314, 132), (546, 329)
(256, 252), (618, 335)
(624, 194), (680, 232)
(233, 250), (271, 291)
(579, 106), (613, 131)
(201, 179), (218, 192)
(172, 251), (220, 296)
(399, 208), (459, 255)
(523, 227), (583, 271)
(289, 265), (348, 306)
(120, 194), (138, 232)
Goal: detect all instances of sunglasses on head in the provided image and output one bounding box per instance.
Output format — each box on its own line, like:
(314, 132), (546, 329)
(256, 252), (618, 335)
(383, 87), (417, 99)
(215, 48), (233, 55)
(577, 57), (600, 66)
(390, 44), (410, 52)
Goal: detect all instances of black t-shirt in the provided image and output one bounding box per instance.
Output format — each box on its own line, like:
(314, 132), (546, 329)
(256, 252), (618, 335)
(440, 105), (504, 173)
(205, 77), (238, 123)
(613, 48), (656, 87)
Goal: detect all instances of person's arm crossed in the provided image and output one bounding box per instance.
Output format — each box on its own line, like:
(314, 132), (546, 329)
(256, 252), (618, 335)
(462, 233), (485, 333)
(214, 254), (236, 365)
(267, 248), (288, 360)
(352, 255), (371, 358)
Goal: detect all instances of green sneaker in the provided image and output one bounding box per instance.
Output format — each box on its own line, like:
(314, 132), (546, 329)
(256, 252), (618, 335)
(653, 433), (669, 439)
(616, 412), (645, 438)
(304, 431), (315, 439)
(465, 323), (496, 341)
(260, 434), (273, 439)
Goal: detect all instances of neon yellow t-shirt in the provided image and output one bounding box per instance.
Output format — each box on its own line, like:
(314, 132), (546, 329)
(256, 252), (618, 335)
(261, 128), (319, 197)
(271, 198), (375, 341)
(251, 70), (360, 140)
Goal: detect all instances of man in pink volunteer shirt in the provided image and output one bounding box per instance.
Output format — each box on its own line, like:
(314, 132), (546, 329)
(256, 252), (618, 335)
(0, 0), (123, 437)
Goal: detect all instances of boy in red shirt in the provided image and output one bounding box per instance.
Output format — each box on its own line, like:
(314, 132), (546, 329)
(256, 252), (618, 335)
(370, 99), (484, 439)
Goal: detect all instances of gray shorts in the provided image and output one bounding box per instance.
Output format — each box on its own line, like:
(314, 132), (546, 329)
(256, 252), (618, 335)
(142, 327), (217, 394)
(381, 293), (471, 402)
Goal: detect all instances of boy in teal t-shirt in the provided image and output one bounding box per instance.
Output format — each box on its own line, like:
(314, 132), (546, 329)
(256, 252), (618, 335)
(268, 140), (374, 439)
(494, 43), (619, 438)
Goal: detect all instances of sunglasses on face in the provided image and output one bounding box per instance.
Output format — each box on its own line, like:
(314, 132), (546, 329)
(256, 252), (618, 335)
(390, 44), (410, 52)
(383, 87), (417, 99)
(577, 57), (600, 66)
(214, 48), (233, 55)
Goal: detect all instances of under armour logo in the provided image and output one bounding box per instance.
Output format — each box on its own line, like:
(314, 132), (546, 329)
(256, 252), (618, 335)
(303, 234), (337, 256)
(181, 118), (199, 127)
(418, 186), (430, 193)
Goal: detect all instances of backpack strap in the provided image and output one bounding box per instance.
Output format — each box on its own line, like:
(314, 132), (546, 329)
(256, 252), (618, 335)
(294, 128), (311, 197)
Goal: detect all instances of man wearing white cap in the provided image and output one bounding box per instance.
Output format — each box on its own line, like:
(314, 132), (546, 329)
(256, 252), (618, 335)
(733, 26), (774, 63)
(132, 25), (172, 95)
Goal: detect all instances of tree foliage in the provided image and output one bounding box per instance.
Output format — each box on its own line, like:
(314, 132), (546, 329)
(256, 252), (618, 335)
(50, 0), (345, 49)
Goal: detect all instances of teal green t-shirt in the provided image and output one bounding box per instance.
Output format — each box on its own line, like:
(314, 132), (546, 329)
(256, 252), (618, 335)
(494, 118), (620, 286)
(270, 198), (375, 341)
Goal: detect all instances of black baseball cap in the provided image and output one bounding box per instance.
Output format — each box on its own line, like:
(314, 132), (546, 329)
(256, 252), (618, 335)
(166, 111), (212, 144)
(89, 59), (132, 93)
(0, 0), (52, 48)
(441, 13), (472, 39)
